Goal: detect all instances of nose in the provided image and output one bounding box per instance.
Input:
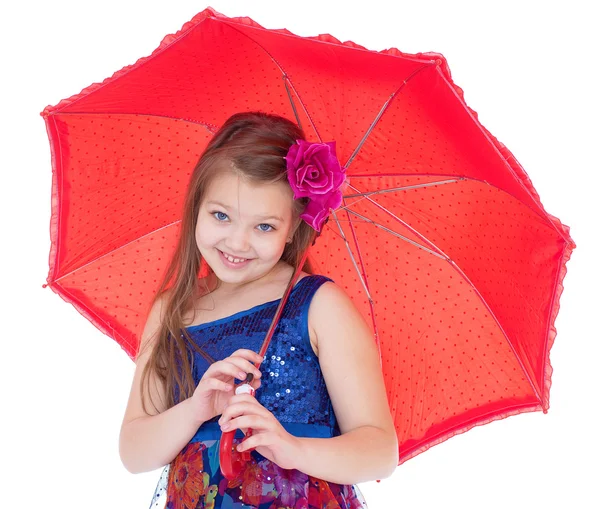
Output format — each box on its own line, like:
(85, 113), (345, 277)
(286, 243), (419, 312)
(226, 225), (250, 254)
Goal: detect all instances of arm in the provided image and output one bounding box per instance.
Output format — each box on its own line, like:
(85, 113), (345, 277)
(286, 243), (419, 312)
(291, 282), (398, 484)
(120, 397), (204, 474)
(119, 292), (204, 474)
(294, 425), (397, 485)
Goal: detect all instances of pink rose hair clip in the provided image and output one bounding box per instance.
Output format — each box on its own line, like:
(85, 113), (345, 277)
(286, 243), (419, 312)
(285, 139), (349, 232)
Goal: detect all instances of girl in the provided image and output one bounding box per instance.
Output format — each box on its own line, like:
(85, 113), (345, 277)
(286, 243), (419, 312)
(119, 111), (398, 509)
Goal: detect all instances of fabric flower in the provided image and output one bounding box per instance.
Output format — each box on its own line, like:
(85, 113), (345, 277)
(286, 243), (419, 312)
(166, 442), (209, 509)
(270, 462), (308, 506)
(286, 139), (347, 232)
(300, 190), (343, 232)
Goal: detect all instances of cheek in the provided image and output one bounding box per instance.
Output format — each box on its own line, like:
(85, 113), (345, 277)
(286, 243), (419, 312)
(195, 220), (220, 248)
(254, 234), (288, 260)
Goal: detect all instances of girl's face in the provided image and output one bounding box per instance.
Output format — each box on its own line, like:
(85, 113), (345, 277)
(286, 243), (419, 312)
(195, 169), (297, 287)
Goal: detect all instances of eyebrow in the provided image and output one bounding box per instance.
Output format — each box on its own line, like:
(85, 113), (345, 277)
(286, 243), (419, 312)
(206, 201), (284, 222)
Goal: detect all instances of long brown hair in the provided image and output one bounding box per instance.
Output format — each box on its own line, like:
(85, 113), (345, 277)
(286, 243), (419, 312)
(137, 111), (318, 415)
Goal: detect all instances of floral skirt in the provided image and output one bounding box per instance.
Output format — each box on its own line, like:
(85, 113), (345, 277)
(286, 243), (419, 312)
(149, 438), (369, 509)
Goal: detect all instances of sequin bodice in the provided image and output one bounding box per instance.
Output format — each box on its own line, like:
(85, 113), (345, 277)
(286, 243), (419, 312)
(176, 274), (340, 444)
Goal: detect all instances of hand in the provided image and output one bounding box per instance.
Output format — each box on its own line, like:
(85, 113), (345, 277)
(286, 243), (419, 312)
(218, 393), (303, 470)
(190, 349), (263, 423)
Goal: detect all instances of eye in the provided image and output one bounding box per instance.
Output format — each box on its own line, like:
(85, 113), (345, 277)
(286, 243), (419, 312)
(211, 211), (228, 221)
(257, 223), (275, 233)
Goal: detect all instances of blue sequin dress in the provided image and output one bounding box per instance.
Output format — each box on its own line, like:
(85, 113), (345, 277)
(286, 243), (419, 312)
(149, 274), (369, 509)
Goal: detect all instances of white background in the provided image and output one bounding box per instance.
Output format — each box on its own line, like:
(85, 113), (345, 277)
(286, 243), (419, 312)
(2, 0), (598, 507)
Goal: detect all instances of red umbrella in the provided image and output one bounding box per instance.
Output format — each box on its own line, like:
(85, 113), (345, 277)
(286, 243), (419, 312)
(40, 6), (575, 466)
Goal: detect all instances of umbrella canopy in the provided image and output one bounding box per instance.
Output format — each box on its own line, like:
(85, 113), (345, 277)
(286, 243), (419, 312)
(41, 6), (575, 465)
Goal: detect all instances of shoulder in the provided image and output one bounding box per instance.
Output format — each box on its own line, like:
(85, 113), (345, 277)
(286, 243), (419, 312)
(308, 279), (355, 315)
(307, 279), (365, 345)
(138, 289), (171, 359)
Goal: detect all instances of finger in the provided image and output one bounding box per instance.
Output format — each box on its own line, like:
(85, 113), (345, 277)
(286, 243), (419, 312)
(220, 398), (267, 423)
(206, 361), (252, 382)
(232, 353), (264, 375)
(212, 357), (262, 381)
(232, 349), (265, 365)
(221, 415), (264, 432)
(219, 399), (252, 422)
(237, 432), (270, 452)
(197, 374), (232, 391)
(207, 377), (233, 392)
(226, 357), (263, 380)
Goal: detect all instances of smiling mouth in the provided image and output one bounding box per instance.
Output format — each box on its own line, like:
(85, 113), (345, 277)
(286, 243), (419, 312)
(219, 249), (251, 264)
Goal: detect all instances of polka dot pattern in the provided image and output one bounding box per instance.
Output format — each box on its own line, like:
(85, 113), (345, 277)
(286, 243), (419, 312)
(46, 113), (212, 354)
(41, 6), (576, 464)
(315, 174), (567, 457)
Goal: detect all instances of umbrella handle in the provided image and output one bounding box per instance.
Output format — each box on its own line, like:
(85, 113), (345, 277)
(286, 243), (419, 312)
(219, 259), (309, 479)
(219, 382), (256, 479)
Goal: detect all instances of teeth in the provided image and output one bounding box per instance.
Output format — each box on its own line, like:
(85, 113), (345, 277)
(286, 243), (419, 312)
(222, 251), (246, 263)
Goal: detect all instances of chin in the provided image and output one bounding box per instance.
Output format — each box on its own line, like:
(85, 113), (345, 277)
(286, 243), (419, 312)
(212, 266), (251, 283)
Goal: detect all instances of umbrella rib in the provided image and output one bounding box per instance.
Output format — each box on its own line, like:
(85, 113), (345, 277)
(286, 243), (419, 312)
(344, 95), (392, 169)
(321, 220), (352, 244)
(339, 207), (446, 260)
(49, 111), (220, 134)
(344, 210), (383, 357)
(344, 184), (544, 403)
(345, 173), (572, 245)
(283, 77), (302, 132)
(331, 210), (382, 356)
(343, 178), (464, 211)
(343, 178), (464, 200)
(280, 72), (322, 142)
(345, 181), (451, 257)
(220, 22), (322, 141)
(51, 219), (182, 284)
(330, 211), (373, 303)
(344, 62), (434, 169)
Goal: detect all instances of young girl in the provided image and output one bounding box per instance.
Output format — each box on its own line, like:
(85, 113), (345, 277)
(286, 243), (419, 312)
(119, 111), (398, 509)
